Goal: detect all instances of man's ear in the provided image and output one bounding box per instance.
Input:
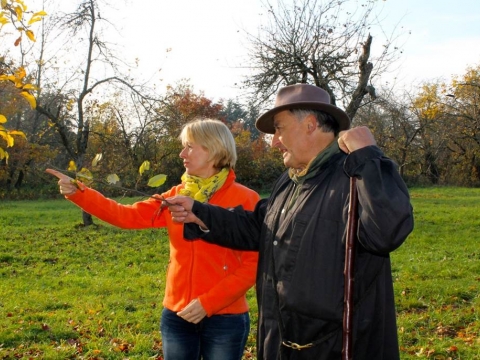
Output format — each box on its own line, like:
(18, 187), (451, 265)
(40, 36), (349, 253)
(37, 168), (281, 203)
(306, 114), (318, 134)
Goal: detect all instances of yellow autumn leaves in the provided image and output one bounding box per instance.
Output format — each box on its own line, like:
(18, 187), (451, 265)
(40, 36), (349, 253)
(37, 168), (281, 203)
(67, 158), (167, 190)
(0, 1), (47, 46)
(0, 66), (38, 108)
(0, 113), (26, 162)
(0, 67), (33, 162)
(0, 0), (47, 31)
(0, 0), (47, 162)
(138, 160), (167, 187)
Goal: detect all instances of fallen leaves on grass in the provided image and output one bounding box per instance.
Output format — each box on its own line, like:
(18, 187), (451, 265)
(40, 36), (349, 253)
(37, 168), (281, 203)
(110, 338), (132, 353)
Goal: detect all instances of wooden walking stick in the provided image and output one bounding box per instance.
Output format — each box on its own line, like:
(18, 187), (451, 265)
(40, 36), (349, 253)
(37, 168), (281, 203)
(342, 176), (359, 360)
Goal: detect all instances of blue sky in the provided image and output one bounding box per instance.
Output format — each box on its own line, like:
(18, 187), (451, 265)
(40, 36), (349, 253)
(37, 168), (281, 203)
(34, 0), (480, 101)
(379, 0), (480, 91)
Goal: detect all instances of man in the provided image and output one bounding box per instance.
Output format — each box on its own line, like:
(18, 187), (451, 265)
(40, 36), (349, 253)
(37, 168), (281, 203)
(166, 84), (414, 359)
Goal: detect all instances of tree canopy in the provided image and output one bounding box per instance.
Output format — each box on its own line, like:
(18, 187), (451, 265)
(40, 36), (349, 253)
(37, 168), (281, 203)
(2, 0), (480, 202)
(242, 0), (405, 120)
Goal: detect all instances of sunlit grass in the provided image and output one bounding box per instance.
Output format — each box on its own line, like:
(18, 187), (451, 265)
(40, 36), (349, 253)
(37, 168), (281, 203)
(0, 198), (167, 359)
(1, 187), (480, 358)
(393, 187), (480, 359)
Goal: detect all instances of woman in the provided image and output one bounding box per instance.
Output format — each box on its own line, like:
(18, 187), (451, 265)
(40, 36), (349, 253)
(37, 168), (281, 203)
(46, 119), (260, 360)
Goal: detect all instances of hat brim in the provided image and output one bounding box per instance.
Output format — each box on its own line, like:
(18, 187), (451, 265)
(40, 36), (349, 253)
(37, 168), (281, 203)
(255, 101), (350, 134)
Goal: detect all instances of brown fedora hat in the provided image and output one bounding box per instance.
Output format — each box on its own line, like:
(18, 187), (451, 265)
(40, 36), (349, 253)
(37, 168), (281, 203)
(255, 84), (350, 134)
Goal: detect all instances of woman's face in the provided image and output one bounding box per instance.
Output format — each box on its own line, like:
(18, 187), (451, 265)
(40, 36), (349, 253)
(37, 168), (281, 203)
(179, 141), (217, 178)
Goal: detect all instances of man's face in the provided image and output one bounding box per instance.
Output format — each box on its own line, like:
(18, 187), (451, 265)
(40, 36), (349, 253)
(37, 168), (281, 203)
(270, 110), (310, 170)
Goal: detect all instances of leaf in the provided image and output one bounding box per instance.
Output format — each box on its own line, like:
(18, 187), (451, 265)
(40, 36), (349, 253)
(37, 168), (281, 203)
(92, 153), (103, 167)
(70, 179), (86, 192)
(76, 168), (93, 186)
(28, 16), (42, 25)
(22, 83), (38, 91)
(0, 115), (6, 123)
(147, 174), (167, 188)
(106, 174), (120, 185)
(0, 130), (22, 147)
(2, 150), (9, 163)
(15, 67), (27, 80)
(448, 345), (458, 352)
(68, 160), (77, 172)
(5, 134), (14, 147)
(14, 5), (23, 21)
(31, 10), (48, 18)
(0, 74), (16, 82)
(0, 127), (8, 142)
(20, 91), (36, 109)
(16, 0), (27, 11)
(25, 29), (35, 42)
(8, 130), (26, 139)
(139, 160), (150, 175)
(28, 11), (47, 25)
(0, 15), (8, 25)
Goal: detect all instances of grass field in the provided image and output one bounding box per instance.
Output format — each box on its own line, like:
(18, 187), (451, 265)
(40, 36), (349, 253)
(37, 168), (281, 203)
(0, 187), (479, 359)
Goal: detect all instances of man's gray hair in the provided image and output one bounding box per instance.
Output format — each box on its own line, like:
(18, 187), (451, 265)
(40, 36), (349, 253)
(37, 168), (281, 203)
(290, 109), (340, 136)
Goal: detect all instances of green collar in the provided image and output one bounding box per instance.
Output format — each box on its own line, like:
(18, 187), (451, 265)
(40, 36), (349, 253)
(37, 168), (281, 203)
(289, 139), (340, 185)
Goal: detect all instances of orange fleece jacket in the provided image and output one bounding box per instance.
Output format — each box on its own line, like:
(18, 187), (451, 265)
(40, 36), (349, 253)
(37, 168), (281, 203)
(66, 170), (260, 316)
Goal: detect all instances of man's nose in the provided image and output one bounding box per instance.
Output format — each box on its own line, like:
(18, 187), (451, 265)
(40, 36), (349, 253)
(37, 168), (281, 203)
(270, 133), (280, 147)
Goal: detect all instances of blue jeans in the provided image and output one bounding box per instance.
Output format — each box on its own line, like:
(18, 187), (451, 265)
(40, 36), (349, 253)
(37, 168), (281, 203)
(160, 308), (250, 360)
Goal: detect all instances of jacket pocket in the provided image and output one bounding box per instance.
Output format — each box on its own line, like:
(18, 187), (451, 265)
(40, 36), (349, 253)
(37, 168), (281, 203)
(273, 213), (309, 282)
(279, 216), (345, 321)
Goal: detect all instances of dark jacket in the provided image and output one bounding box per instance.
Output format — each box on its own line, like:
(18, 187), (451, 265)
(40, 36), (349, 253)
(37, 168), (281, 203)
(185, 146), (414, 360)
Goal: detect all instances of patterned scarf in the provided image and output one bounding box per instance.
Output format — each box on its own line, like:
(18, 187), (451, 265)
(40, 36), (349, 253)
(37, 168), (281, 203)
(179, 168), (229, 203)
(288, 139), (340, 183)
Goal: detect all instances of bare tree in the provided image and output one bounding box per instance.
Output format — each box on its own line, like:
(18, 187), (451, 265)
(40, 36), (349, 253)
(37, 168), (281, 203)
(31, 0), (160, 225)
(440, 71), (480, 185)
(354, 87), (422, 181)
(242, 0), (406, 121)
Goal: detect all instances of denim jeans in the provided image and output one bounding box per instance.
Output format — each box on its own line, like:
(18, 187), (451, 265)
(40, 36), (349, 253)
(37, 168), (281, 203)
(160, 308), (250, 360)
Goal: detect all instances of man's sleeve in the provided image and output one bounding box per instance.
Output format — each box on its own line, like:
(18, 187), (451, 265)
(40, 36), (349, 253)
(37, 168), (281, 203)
(183, 199), (268, 251)
(344, 145), (414, 254)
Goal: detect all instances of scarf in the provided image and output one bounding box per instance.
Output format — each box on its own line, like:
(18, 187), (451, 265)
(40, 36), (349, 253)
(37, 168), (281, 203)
(285, 139), (340, 211)
(179, 167), (229, 203)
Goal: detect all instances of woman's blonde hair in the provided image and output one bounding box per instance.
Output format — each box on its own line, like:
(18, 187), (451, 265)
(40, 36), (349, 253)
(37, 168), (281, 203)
(179, 119), (237, 169)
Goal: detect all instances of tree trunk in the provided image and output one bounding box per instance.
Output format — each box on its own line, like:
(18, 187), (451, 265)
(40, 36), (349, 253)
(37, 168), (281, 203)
(82, 211), (94, 226)
(425, 151), (439, 184)
(345, 34), (374, 121)
(14, 170), (25, 189)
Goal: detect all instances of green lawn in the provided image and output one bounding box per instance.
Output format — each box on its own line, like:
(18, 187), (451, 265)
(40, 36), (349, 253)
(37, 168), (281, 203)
(393, 187), (480, 359)
(0, 187), (479, 359)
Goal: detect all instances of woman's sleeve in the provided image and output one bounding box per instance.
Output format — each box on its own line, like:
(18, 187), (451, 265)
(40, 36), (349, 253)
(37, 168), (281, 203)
(66, 186), (170, 229)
